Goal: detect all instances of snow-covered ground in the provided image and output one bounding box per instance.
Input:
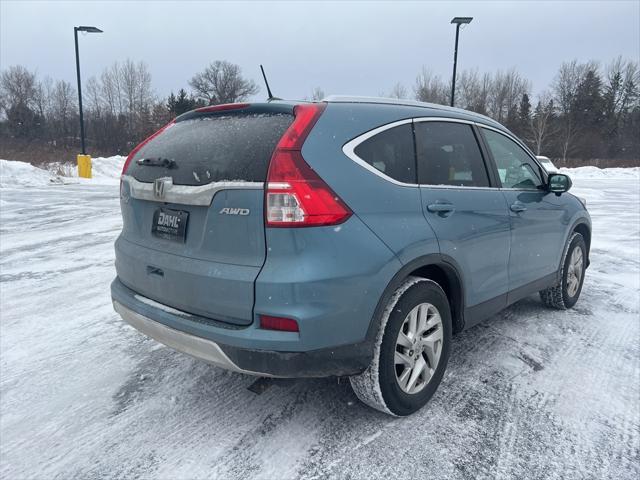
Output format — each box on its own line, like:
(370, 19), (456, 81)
(0, 156), (125, 187)
(1, 159), (639, 479)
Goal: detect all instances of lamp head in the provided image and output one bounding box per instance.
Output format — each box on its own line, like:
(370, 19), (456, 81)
(451, 17), (473, 25)
(76, 26), (103, 33)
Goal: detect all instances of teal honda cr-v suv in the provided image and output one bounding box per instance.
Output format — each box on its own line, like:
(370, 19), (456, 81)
(111, 96), (591, 416)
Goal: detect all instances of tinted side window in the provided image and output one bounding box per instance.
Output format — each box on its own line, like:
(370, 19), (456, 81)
(482, 129), (542, 189)
(415, 122), (489, 187)
(353, 123), (416, 183)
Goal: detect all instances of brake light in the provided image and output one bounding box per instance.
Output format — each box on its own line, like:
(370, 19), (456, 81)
(260, 315), (299, 332)
(121, 120), (175, 175)
(266, 104), (351, 227)
(195, 103), (250, 113)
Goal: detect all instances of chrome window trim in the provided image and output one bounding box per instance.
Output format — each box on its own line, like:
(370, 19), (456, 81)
(342, 118), (416, 187)
(421, 184), (501, 191)
(342, 116), (497, 189)
(121, 175), (263, 206)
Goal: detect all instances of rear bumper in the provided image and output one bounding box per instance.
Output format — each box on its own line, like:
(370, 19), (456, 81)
(113, 299), (250, 374)
(111, 278), (371, 377)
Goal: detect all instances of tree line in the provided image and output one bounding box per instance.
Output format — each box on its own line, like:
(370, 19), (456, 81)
(0, 57), (637, 165)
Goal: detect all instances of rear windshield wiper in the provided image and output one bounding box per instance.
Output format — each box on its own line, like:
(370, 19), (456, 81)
(136, 157), (176, 169)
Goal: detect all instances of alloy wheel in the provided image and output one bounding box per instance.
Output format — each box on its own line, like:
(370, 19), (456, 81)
(394, 303), (443, 394)
(566, 245), (584, 297)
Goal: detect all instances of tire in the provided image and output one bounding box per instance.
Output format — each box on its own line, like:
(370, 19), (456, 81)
(349, 276), (452, 416)
(539, 232), (587, 309)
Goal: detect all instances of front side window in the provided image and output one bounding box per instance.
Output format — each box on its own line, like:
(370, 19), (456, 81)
(414, 121), (489, 187)
(353, 123), (416, 183)
(482, 129), (543, 189)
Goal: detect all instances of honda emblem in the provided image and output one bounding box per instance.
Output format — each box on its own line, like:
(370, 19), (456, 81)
(153, 177), (172, 199)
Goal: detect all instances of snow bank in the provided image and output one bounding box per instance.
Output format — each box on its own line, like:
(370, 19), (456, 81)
(0, 159), (66, 187)
(561, 166), (640, 179)
(0, 156), (125, 188)
(45, 156), (125, 185)
(91, 156), (126, 181)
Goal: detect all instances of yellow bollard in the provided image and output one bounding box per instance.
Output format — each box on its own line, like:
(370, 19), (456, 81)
(77, 154), (92, 179)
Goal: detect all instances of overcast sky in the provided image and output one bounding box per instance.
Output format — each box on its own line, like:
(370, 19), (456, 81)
(2, 0), (639, 102)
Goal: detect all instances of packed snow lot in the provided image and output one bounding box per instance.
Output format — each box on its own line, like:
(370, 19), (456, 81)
(1, 159), (638, 479)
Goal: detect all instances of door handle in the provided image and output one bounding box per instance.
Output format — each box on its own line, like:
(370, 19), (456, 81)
(510, 202), (527, 213)
(427, 202), (455, 213)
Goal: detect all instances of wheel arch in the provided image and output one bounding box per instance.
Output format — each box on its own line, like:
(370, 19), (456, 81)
(572, 221), (591, 260)
(365, 254), (466, 343)
(553, 217), (591, 284)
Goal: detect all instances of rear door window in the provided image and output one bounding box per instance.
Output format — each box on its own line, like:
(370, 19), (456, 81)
(353, 123), (416, 183)
(127, 113), (293, 185)
(414, 121), (490, 187)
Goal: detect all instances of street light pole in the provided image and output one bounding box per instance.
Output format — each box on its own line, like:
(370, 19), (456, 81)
(73, 26), (102, 157)
(450, 17), (473, 108)
(74, 27), (86, 155)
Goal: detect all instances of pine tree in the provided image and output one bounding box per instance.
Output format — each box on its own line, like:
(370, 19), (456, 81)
(173, 89), (196, 115)
(572, 68), (605, 159)
(166, 89), (197, 118)
(166, 92), (177, 115)
(515, 93), (531, 138)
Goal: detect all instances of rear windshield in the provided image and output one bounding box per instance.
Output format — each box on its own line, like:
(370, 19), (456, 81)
(127, 113), (293, 185)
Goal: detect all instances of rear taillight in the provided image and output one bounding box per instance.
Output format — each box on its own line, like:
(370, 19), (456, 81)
(266, 104), (351, 227)
(260, 315), (299, 332)
(121, 120), (175, 175)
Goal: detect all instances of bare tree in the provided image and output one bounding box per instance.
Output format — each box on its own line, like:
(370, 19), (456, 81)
(388, 82), (409, 99)
(486, 68), (530, 126)
(414, 68), (448, 104)
(457, 69), (491, 114)
(34, 76), (54, 122)
(101, 62), (124, 116)
(311, 86), (325, 101)
(0, 65), (39, 135)
(603, 56), (639, 136)
(119, 59), (154, 136)
(529, 91), (557, 155)
(189, 61), (259, 105)
(72, 59), (155, 152)
(0, 65), (38, 112)
(51, 80), (76, 143)
(552, 60), (596, 161)
(85, 76), (103, 117)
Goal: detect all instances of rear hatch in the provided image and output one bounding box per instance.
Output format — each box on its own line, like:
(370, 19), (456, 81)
(116, 104), (294, 326)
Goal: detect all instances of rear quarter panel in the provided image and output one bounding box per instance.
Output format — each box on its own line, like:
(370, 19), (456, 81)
(255, 215), (402, 350)
(301, 103), (444, 264)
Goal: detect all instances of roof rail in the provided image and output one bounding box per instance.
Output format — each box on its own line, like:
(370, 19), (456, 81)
(322, 95), (499, 126)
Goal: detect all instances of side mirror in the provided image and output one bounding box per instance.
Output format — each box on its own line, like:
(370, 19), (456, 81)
(548, 173), (572, 195)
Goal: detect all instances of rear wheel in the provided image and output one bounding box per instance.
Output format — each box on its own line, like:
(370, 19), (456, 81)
(350, 277), (452, 416)
(540, 232), (586, 309)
